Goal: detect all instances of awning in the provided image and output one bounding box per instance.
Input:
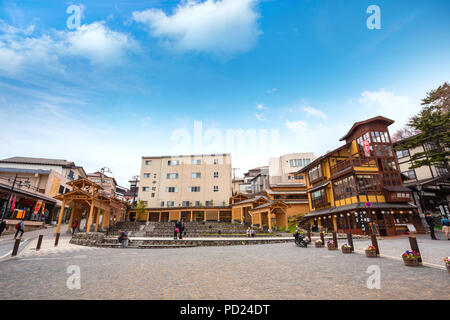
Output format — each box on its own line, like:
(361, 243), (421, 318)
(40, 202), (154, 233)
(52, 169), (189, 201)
(305, 202), (417, 218)
(307, 181), (330, 193)
(383, 185), (412, 192)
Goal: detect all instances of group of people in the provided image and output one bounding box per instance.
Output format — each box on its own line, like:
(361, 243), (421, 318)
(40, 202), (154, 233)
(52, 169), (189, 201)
(425, 212), (450, 240)
(246, 227), (256, 237)
(174, 219), (186, 240)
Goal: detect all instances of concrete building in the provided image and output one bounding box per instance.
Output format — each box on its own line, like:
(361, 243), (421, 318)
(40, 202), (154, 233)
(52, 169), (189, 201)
(138, 154), (232, 208)
(87, 171), (118, 198)
(394, 136), (450, 218)
(269, 153), (315, 185)
(0, 157), (87, 223)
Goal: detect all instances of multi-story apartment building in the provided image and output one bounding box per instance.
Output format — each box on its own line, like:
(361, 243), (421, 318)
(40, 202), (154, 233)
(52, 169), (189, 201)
(0, 157), (87, 222)
(87, 171), (118, 198)
(297, 116), (425, 236)
(269, 153), (315, 185)
(138, 154), (232, 209)
(394, 136), (450, 218)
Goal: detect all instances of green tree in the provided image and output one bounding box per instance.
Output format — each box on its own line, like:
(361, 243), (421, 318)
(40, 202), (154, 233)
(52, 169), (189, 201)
(135, 200), (147, 221)
(396, 82), (450, 171)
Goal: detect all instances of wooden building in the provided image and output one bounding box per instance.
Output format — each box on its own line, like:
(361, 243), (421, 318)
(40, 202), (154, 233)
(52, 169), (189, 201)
(297, 116), (425, 236)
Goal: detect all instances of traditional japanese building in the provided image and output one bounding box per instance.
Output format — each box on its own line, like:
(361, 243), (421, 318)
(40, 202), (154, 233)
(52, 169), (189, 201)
(297, 116), (425, 236)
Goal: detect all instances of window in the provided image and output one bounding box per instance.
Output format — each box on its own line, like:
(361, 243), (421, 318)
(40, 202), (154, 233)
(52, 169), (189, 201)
(213, 158), (219, 165)
(402, 170), (416, 180)
(289, 159), (310, 167)
(143, 173), (151, 178)
(152, 187), (156, 191)
(214, 172), (219, 178)
(188, 186), (201, 192)
(168, 160), (180, 166)
(192, 159), (201, 165)
(396, 149), (410, 159)
(142, 187), (149, 192)
(192, 172), (201, 178)
(436, 166), (449, 176)
(165, 187), (178, 193)
(160, 201), (164, 207)
(166, 173), (179, 179)
(182, 201), (190, 207)
(333, 175), (357, 200)
(151, 193), (155, 198)
(167, 201), (175, 207)
(206, 201), (213, 206)
(145, 160), (152, 165)
(65, 188), (70, 194)
(68, 170), (74, 180)
(142, 201), (148, 206)
(310, 189), (327, 207)
(308, 164), (323, 182)
(195, 201), (200, 207)
(356, 175), (380, 193)
(213, 186), (219, 192)
(58, 185), (65, 194)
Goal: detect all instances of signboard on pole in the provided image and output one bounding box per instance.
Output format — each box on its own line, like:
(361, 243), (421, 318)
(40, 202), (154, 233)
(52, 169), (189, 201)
(33, 200), (43, 214)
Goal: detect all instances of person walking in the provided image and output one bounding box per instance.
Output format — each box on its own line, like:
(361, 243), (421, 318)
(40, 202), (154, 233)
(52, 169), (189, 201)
(174, 220), (180, 240)
(72, 218), (79, 235)
(441, 216), (450, 240)
(0, 220), (6, 237)
(425, 212), (438, 240)
(14, 219), (25, 240)
(179, 219), (185, 239)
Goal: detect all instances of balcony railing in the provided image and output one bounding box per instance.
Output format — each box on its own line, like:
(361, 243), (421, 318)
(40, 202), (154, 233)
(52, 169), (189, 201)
(311, 195), (328, 208)
(330, 157), (377, 176)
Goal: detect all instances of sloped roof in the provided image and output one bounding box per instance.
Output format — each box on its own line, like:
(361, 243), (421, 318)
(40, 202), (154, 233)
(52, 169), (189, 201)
(0, 157), (75, 167)
(339, 116), (394, 141)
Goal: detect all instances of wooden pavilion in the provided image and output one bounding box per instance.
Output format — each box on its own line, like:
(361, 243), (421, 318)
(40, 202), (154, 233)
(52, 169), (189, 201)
(54, 178), (128, 234)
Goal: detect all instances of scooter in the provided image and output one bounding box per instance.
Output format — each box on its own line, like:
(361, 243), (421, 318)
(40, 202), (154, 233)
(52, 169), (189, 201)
(294, 230), (308, 248)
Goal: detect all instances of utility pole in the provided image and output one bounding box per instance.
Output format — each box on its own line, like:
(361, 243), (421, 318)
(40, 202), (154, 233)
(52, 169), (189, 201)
(1, 174), (18, 221)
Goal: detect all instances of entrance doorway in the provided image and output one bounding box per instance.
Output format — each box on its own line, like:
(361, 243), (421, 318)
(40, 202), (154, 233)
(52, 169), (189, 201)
(375, 211), (387, 236)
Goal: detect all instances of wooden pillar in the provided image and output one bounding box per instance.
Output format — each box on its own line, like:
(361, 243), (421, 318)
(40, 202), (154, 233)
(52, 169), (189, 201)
(190, 211), (193, 222)
(102, 210), (110, 229)
(241, 207), (244, 223)
(67, 206), (75, 232)
(179, 211), (182, 221)
(217, 211), (220, 222)
(332, 216), (338, 231)
(55, 199), (66, 234)
(159, 212), (161, 222)
(268, 210), (272, 231)
(94, 208), (101, 232)
(86, 202), (95, 233)
(284, 211), (288, 229)
(146, 210), (150, 222)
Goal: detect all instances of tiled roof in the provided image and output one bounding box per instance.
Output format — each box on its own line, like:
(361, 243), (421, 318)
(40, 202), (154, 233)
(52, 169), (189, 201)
(0, 157), (75, 167)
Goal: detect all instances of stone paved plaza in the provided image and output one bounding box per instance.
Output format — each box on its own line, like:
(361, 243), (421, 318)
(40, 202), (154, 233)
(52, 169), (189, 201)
(0, 238), (449, 300)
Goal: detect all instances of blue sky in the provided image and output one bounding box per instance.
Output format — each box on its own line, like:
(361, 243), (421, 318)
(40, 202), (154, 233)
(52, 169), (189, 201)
(0, 0), (449, 186)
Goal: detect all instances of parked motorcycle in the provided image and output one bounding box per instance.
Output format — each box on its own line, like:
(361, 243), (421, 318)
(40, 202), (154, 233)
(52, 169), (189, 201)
(294, 230), (308, 248)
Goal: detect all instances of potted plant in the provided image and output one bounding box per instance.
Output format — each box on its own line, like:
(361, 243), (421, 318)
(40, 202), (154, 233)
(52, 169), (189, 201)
(341, 243), (352, 254)
(365, 245), (378, 257)
(327, 240), (337, 250)
(444, 257), (450, 274)
(315, 239), (323, 248)
(402, 250), (421, 266)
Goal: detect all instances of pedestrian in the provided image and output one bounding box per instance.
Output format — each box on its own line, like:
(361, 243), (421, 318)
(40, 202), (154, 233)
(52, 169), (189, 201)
(118, 230), (129, 248)
(174, 220), (180, 240)
(72, 218), (79, 235)
(425, 212), (438, 240)
(441, 216), (450, 240)
(14, 218), (25, 240)
(0, 220), (6, 237)
(246, 227), (251, 237)
(179, 219), (185, 239)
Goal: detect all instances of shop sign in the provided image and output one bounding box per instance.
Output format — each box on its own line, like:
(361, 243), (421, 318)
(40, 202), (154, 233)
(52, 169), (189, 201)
(33, 200), (43, 214)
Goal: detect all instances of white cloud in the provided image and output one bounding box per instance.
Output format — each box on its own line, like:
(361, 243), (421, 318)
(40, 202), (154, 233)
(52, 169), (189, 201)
(141, 116), (152, 127)
(302, 106), (327, 120)
(266, 88), (277, 94)
(255, 113), (265, 121)
(358, 88), (420, 130)
(0, 20), (136, 76)
(256, 103), (267, 110)
(132, 0), (261, 58)
(283, 120), (308, 134)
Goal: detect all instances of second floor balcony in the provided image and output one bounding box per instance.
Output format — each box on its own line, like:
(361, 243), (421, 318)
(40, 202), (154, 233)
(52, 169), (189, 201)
(330, 157), (377, 177)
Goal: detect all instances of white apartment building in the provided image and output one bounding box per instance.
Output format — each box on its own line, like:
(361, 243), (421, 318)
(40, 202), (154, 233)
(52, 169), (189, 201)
(269, 152), (315, 185)
(138, 154), (232, 208)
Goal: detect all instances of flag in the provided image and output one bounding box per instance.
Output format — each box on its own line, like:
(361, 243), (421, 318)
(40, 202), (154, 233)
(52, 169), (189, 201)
(11, 194), (16, 212)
